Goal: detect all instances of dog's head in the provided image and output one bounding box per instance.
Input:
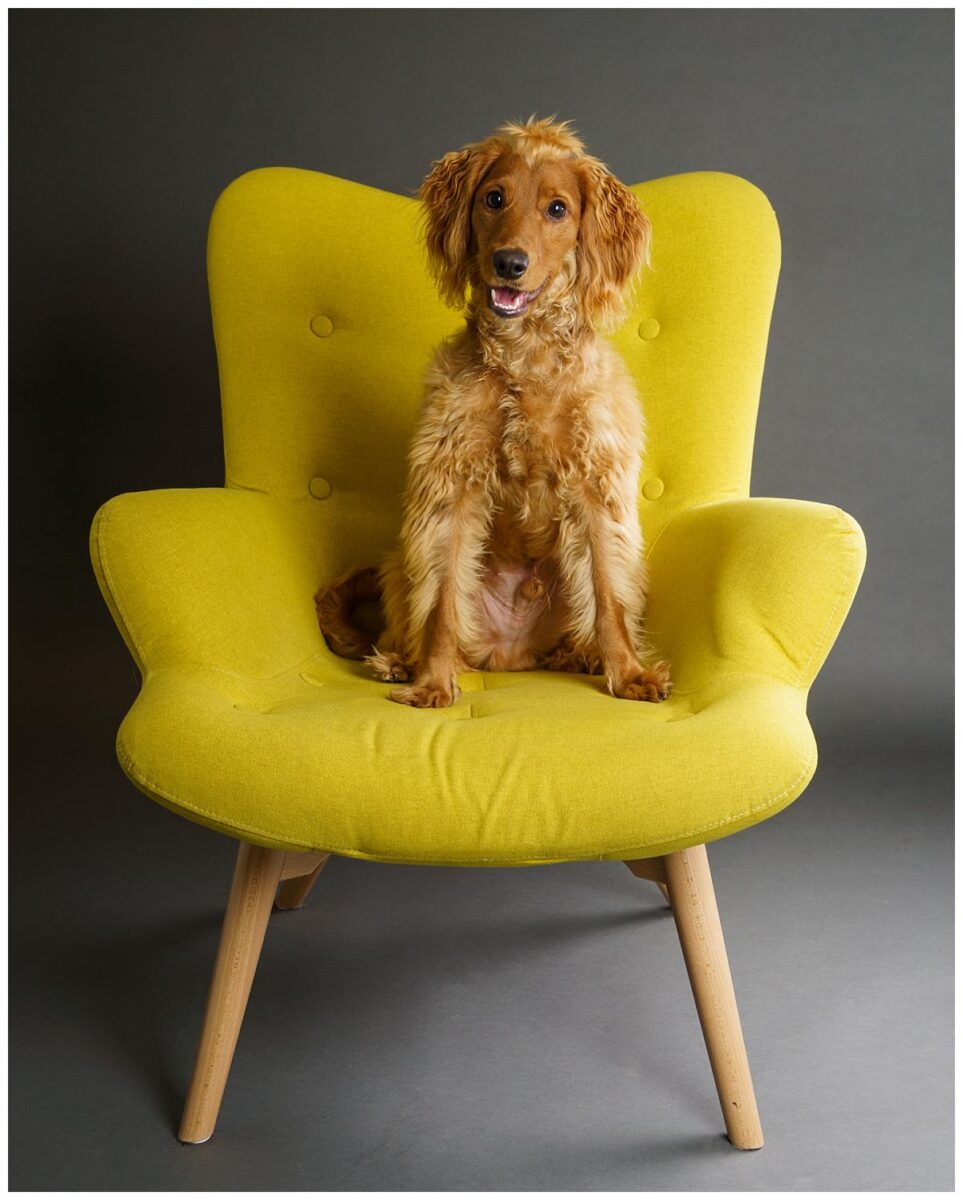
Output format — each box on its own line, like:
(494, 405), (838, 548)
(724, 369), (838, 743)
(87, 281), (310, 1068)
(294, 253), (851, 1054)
(419, 117), (650, 330)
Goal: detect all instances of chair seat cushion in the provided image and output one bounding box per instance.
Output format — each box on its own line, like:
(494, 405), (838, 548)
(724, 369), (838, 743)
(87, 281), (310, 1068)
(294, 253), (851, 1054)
(117, 654), (817, 865)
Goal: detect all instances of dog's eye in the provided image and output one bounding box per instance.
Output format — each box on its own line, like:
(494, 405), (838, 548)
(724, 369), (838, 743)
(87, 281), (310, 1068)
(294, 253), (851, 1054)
(484, 189), (504, 210)
(547, 199), (567, 220)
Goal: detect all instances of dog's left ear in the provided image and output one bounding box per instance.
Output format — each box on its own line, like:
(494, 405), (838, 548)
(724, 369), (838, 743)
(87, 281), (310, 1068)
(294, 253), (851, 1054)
(419, 141), (499, 308)
(576, 158), (651, 329)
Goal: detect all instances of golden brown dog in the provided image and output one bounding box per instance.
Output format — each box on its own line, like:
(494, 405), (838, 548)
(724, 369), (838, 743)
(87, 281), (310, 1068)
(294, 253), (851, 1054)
(317, 117), (671, 709)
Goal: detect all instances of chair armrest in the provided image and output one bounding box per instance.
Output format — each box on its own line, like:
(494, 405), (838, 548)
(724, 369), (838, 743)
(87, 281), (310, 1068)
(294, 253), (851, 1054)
(645, 498), (866, 689)
(90, 488), (326, 676)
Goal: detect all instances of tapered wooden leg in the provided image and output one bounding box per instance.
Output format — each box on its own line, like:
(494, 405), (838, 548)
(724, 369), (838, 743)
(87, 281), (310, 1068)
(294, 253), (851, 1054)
(178, 841), (286, 1144)
(663, 844), (764, 1150)
(275, 852), (330, 911)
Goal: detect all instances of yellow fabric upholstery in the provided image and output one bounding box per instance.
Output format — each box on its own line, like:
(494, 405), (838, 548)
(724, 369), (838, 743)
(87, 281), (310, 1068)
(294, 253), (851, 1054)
(90, 167), (865, 865)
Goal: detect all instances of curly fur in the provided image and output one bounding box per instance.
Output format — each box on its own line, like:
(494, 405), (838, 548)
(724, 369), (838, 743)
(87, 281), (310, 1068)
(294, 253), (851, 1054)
(316, 117), (671, 708)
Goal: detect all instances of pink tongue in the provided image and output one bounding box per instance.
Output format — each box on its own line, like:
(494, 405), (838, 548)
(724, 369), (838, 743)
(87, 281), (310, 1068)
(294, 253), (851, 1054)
(493, 287), (525, 309)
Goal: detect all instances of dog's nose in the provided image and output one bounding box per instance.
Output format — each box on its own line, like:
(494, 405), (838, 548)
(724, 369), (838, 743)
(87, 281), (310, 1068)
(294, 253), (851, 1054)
(493, 249), (529, 280)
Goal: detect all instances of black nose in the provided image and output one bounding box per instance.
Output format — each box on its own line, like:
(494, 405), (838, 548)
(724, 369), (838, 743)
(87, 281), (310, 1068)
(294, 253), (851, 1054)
(493, 248), (529, 280)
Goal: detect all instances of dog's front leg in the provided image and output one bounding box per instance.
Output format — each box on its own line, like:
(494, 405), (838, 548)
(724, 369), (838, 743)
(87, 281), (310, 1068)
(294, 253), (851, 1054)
(390, 480), (491, 709)
(556, 483), (670, 703)
(390, 577), (462, 709)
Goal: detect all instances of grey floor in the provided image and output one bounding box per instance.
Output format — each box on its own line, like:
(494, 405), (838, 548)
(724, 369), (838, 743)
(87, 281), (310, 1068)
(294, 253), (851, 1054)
(10, 690), (953, 1191)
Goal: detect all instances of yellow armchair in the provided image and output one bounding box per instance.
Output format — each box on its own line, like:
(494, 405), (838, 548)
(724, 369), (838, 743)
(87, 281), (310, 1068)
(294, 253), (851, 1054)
(90, 166), (864, 1150)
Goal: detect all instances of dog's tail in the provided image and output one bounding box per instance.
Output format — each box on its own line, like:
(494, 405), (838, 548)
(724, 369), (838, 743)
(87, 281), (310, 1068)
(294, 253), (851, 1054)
(315, 565), (382, 660)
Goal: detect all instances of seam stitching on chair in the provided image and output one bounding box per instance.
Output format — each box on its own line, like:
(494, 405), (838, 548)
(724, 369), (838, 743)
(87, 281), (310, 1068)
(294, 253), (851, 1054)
(97, 500), (151, 674)
(797, 580), (852, 685)
(797, 522), (863, 684)
(116, 737), (817, 863)
(659, 667), (812, 695)
(183, 647), (339, 685)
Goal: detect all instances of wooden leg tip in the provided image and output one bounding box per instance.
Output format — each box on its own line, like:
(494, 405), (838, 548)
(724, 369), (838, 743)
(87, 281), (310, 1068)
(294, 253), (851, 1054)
(728, 1135), (764, 1151)
(725, 1118), (764, 1150)
(178, 1129), (213, 1145)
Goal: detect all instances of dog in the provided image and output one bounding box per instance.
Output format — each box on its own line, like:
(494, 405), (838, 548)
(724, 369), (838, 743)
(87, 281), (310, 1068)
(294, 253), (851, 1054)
(316, 117), (671, 710)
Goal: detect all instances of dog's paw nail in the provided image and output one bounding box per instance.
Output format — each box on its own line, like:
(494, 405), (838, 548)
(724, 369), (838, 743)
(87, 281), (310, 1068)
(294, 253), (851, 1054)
(613, 668), (672, 702)
(389, 682), (456, 709)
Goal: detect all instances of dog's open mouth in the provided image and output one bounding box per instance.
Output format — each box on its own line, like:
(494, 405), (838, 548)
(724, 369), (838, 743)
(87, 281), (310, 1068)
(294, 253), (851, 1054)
(488, 280), (546, 318)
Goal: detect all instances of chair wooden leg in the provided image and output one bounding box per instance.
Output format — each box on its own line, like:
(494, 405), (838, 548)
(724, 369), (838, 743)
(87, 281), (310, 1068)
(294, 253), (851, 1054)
(624, 856), (666, 884)
(663, 844), (764, 1150)
(178, 841), (286, 1144)
(624, 858), (672, 906)
(275, 851), (329, 911)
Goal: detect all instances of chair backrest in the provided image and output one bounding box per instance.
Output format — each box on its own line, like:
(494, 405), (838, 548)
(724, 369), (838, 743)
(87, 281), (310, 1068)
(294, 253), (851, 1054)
(207, 167), (780, 555)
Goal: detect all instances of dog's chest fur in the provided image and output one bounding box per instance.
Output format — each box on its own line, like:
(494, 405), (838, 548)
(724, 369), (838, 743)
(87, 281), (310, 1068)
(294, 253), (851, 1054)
(496, 388), (570, 483)
(487, 384), (566, 535)
(419, 332), (643, 561)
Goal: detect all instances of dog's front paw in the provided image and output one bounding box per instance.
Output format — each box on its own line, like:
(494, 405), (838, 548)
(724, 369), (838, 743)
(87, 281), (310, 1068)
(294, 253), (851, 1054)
(610, 661), (672, 703)
(389, 679), (460, 709)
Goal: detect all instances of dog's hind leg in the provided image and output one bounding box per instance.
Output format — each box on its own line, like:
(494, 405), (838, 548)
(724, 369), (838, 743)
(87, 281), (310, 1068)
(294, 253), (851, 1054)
(536, 637), (602, 675)
(315, 566), (381, 659)
(367, 648), (413, 682)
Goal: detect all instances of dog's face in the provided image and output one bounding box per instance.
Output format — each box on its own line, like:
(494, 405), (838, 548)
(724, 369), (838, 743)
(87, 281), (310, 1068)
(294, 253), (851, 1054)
(420, 118), (651, 329)
(471, 152), (583, 319)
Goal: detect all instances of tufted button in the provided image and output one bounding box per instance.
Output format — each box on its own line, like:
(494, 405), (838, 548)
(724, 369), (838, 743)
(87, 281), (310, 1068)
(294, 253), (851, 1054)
(638, 318), (660, 340)
(310, 314), (334, 338)
(308, 476), (332, 499)
(642, 477), (665, 500)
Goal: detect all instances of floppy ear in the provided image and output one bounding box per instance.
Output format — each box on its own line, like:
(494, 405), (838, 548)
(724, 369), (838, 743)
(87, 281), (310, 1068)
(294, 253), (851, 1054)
(576, 158), (651, 329)
(419, 142), (499, 308)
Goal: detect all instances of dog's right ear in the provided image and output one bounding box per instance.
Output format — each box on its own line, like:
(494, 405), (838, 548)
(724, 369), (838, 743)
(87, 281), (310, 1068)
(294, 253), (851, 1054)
(419, 141), (499, 308)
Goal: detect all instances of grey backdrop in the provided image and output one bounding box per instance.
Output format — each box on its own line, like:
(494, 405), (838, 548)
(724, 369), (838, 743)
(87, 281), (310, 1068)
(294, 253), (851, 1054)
(11, 9), (953, 1191)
